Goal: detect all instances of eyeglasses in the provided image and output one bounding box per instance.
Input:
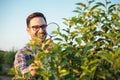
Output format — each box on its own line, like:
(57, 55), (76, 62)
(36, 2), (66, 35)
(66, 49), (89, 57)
(30, 24), (47, 31)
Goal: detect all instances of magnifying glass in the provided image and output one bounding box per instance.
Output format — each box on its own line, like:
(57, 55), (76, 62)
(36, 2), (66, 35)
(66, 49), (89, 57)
(46, 22), (59, 38)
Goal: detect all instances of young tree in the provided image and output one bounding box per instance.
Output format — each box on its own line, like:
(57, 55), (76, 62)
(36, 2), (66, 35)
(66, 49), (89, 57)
(13, 0), (120, 79)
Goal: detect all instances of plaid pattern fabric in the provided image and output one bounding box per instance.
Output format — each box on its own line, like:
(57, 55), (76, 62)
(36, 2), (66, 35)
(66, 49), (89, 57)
(14, 46), (35, 74)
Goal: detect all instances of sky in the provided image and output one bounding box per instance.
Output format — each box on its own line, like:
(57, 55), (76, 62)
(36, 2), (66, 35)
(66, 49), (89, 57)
(0, 0), (119, 51)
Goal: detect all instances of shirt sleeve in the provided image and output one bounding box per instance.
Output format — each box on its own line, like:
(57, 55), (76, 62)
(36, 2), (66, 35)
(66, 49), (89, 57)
(14, 51), (29, 74)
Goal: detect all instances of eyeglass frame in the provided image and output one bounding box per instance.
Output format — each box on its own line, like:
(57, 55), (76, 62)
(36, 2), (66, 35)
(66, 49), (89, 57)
(29, 24), (47, 31)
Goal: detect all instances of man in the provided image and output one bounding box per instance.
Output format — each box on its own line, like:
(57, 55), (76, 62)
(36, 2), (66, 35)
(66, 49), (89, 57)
(14, 12), (48, 79)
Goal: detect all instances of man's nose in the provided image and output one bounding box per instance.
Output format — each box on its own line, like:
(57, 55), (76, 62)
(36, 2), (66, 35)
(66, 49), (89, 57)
(38, 28), (44, 33)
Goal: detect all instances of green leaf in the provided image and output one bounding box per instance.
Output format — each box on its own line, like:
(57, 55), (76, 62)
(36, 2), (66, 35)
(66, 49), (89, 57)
(69, 21), (75, 27)
(115, 48), (120, 56)
(96, 2), (105, 7)
(57, 26), (62, 36)
(61, 34), (68, 42)
(76, 2), (86, 8)
(99, 52), (113, 65)
(106, 1), (111, 5)
(83, 45), (93, 54)
(54, 38), (63, 41)
(75, 37), (81, 45)
(88, 59), (100, 66)
(88, 0), (95, 5)
(90, 5), (99, 11)
(108, 4), (116, 10)
(51, 31), (58, 34)
(73, 10), (80, 13)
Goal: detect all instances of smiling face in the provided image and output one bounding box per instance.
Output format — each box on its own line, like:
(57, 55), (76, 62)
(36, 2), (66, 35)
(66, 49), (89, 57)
(26, 17), (47, 41)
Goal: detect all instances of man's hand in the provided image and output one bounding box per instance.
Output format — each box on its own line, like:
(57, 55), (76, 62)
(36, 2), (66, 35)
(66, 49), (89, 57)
(28, 60), (41, 77)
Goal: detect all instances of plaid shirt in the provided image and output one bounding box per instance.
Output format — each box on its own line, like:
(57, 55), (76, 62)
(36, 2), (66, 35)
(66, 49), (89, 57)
(14, 46), (37, 74)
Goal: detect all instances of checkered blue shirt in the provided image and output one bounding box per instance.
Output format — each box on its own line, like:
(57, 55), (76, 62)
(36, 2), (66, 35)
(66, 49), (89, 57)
(14, 46), (37, 74)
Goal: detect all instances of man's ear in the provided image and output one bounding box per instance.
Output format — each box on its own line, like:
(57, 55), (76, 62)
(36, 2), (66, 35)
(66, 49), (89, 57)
(26, 27), (30, 34)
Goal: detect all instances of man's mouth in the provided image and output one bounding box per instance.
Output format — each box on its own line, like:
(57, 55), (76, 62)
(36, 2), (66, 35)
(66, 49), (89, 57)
(35, 30), (46, 40)
(36, 34), (46, 40)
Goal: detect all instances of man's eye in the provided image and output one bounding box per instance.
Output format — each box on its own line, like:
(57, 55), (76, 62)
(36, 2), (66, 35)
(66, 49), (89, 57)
(41, 26), (44, 28)
(41, 25), (47, 28)
(32, 26), (39, 28)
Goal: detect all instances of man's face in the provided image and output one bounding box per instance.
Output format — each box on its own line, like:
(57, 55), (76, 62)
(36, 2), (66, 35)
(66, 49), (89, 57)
(27, 17), (47, 40)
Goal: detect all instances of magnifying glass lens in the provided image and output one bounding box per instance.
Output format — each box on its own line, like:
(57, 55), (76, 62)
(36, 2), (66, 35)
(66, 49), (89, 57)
(47, 22), (59, 38)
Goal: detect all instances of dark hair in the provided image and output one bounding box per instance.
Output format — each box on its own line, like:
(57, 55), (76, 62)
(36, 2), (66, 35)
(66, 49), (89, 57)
(26, 12), (47, 27)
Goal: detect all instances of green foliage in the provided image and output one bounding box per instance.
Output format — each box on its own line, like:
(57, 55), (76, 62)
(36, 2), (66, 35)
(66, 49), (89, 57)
(0, 50), (5, 64)
(4, 50), (16, 67)
(0, 49), (16, 76)
(0, 50), (5, 72)
(13, 0), (120, 79)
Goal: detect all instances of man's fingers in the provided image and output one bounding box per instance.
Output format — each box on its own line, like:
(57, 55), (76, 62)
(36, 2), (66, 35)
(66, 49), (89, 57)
(28, 64), (39, 71)
(45, 38), (53, 44)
